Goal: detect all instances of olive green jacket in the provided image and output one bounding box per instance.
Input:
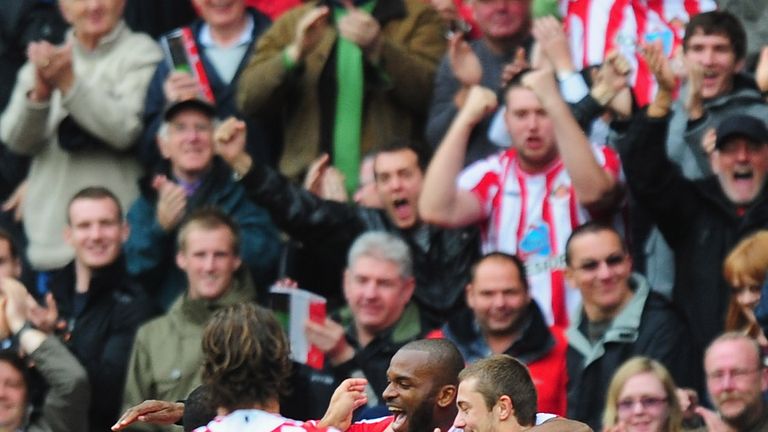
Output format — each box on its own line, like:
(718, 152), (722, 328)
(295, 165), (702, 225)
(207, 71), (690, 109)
(237, 0), (446, 179)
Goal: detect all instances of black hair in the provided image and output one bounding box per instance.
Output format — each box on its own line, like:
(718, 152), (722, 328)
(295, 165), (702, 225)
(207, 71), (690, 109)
(565, 221), (627, 266)
(470, 252), (529, 291)
(683, 11), (747, 61)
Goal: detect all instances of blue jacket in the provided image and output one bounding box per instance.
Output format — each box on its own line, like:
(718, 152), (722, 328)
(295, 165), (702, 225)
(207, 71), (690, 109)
(124, 157), (281, 309)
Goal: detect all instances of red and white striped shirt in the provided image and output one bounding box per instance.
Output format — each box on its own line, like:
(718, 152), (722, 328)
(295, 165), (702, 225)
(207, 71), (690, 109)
(563, 0), (716, 106)
(458, 145), (623, 327)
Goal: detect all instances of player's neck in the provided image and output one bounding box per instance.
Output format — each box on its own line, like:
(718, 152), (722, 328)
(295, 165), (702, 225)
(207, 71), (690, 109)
(218, 398), (281, 416)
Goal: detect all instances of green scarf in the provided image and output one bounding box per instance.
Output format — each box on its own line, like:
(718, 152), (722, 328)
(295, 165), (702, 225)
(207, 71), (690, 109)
(333, 0), (377, 195)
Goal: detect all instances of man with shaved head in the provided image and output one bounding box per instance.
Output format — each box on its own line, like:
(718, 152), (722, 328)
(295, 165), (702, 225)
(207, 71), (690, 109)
(372, 339), (465, 432)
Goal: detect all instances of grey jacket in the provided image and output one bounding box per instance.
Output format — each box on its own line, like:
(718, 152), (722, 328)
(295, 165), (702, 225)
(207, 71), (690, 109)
(566, 273), (696, 430)
(27, 336), (91, 432)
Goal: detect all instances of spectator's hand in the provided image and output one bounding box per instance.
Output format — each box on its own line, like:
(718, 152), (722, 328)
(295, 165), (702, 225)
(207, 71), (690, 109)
(304, 318), (355, 365)
(214, 117), (252, 177)
(0, 278), (30, 335)
(26, 292), (64, 335)
(604, 51), (631, 92)
(214, 117), (247, 161)
(112, 400), (185, 431)
(153, 175), (187, 231)
(694, 406), (729, 432)
(676, 387), (699, 421)
(521, 68), (561, 107)
(26, 41), (57, 102)
(42, 41), (75, 94)
(273, 278), (299, 289)
(756, 45), (768, 94)
(701, 127), (716, 156)
(318, 378), (369, 430)
(319, 166), (348, 202)
(684, 59), (704, 120)
(448, 33), (482, 87)
(641, 41), (676, 93)
(2, 180), (27, 222)
(163, 71), (199, 103)
(595, 51), (632, 117)
(532, 16), (574, 74)
(288, 6), (330, 63)
(304, 153), (330, 195)
(590, 51), (631, 108)
(457, 85), (497, 126)
(337, 0), (383, 61)
(500, 47), (528, 88)
(303, 153), (349, 202)
(668, 45), (687, 81)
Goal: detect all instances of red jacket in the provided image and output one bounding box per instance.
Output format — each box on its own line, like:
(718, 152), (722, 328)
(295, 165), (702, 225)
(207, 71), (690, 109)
(427, 303), (568, 415)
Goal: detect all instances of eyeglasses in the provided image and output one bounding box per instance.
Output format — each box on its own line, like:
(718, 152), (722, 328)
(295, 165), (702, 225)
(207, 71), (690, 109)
(575, 253), (627, 272)
(169, 122), (213, 135)
(617, 397), (668, 413)
(706, 368), (760, 383)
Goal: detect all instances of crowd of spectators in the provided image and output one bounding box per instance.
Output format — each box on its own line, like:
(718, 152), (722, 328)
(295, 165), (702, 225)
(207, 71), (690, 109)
(1, 0), (768, 431)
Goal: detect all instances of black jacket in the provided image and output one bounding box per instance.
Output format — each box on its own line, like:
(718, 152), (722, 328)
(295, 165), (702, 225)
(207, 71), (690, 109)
(566, 275), (696, 429)
(441, 301), (556, 364)
(239, 161), (481, 329)
(617, 111), (768, 351)
(47, 257), (156, 432)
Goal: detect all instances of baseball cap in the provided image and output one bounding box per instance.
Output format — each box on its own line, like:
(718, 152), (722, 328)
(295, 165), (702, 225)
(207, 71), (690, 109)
(715, 114), (768, 149)
(163, 98), (216, 122)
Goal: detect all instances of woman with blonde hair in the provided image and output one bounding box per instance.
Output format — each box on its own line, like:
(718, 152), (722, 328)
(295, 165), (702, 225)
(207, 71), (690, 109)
(602, 357), (684, 432)
(722, 230), (768, 348)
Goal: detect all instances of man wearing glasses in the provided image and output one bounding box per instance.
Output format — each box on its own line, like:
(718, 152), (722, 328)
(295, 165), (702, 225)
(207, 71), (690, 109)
(563, 221), (696, 430)
(701, 333), (768, 432)
(124, 100), (281, 310)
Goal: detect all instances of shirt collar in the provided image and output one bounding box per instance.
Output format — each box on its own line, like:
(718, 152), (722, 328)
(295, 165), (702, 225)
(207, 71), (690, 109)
(199, 14), (254, 48)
